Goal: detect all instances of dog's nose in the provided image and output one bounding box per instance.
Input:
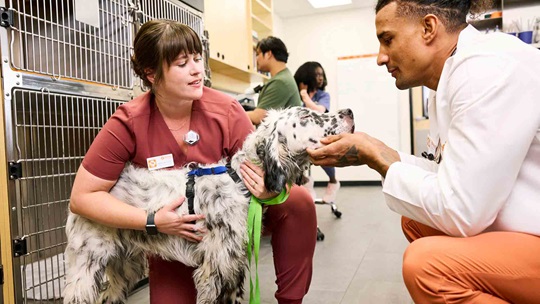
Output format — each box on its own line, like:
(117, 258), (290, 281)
(338, 108), (354, 119)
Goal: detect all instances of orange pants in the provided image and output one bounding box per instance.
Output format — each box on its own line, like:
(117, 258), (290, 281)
(401, 217), (540, 304)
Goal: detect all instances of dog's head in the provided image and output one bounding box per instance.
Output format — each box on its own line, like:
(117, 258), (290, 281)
(240, 107), (355, 193)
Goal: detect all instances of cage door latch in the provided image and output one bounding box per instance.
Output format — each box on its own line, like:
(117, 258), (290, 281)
(0, 7), (13, 28)
(12, 237), (27, 257)
(8, 161), (22, 180)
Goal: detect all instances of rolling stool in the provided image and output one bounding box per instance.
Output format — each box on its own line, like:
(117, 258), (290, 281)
(306, 170), (343, 241)
(314, 198), (342, 241)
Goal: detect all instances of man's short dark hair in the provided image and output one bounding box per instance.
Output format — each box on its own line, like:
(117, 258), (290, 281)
(375, 0), (494, 33)
(256, 36), (289, 63)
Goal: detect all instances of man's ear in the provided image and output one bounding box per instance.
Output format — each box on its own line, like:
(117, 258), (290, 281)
(422, 14), (439, 44)
(145, 68), (156, 84)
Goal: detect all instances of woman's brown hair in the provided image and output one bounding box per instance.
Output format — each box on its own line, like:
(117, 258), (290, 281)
(131, 19), (203, 89)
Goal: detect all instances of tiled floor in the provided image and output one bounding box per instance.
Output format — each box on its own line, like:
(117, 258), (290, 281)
(127, 185), (413, 303)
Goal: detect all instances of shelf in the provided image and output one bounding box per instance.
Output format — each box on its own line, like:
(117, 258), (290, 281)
(252, 71), (269, 81)
(256, 0), (272, 9)
(252, 15), (272, 36)
(252, 0), (271, 15)
(505, 0), (539, 7)
(469, 17), (502, 30)
(209, 58), (268, 85)
(209, 58), (251, 83)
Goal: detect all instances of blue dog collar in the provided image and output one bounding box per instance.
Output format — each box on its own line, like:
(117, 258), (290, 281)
(187, 166), (228, 177)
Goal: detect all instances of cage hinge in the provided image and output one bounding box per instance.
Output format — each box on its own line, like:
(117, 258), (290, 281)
(0, 7), (14, 28)
(8, 161), (22, 179)
(12, 237), (27, 257)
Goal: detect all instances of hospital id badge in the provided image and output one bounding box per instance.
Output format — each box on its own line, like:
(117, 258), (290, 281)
(146, 154), (174, 171)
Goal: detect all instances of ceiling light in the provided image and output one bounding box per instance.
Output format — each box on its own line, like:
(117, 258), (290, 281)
(307, 0), (352, 9)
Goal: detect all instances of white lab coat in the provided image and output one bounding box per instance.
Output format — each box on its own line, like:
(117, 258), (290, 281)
(383, 25), (540, 237)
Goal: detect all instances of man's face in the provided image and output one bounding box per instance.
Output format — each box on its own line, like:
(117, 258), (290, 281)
(256, 48), (270, 72)
(375, 2), (430, 90)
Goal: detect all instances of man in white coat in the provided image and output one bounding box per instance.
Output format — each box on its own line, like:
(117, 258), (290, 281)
(308, 0), (540, 303)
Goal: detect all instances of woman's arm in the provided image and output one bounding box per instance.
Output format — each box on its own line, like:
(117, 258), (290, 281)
(70, 165), (204, 241)
(70, 165), (147, 229)
(300, 89), (326, 113)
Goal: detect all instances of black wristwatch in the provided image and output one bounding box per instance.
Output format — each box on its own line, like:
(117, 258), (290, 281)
(145, 212), (158, 235)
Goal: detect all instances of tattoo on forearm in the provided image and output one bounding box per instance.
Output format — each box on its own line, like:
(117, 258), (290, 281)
(336, 146), (360, 166)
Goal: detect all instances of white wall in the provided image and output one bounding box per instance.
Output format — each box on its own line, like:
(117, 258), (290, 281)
(274, 8), (411, 182)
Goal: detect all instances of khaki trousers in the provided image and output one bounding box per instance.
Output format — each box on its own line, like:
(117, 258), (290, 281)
(401, 217), (540, 304)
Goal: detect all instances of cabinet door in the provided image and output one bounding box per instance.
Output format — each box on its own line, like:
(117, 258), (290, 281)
(204, 0), (250, 71)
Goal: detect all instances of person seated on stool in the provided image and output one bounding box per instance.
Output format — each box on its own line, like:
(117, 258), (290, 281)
(294, 61), (340, 203)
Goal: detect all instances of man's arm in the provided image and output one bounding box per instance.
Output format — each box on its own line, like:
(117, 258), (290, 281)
(307, 132), (400, 177)
(247, 108), (268, 126)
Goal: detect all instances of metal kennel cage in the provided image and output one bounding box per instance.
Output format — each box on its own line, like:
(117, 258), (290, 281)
(0, 0), (206, 303)
(1, 0), (134, 89)
(5, 88), (125, 303)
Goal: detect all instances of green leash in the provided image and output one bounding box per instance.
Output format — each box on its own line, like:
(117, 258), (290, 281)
(247, 189), (290, 304)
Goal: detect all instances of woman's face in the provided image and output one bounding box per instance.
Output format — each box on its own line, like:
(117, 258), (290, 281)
(315, 67), (324, 88)
(156, 53), (205, 101)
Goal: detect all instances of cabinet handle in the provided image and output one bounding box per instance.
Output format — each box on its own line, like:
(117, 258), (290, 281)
(247, 65), (250, 70)
(217, 52), (220, 58)
(222, 54), (225, 60)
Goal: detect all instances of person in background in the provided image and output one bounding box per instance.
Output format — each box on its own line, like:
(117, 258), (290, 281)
(245, 37), (316, 302)
(294, 61), (341, 203)
(69, 20), (316, 304)
(308, 0), (540, 303)
(247, 36), (302, 125)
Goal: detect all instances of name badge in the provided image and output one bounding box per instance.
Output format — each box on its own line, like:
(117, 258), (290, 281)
(146, 154), (174, 170)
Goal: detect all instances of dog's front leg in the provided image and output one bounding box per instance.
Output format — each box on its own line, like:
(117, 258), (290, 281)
(98, 251), (146, 304)
(63, 215), (119, 304)
(192, 228), (248, 304)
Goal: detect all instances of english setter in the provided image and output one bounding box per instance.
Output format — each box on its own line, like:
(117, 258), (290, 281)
(63, 107), (355, 304)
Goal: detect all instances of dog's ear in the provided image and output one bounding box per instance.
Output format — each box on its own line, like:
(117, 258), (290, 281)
(257, 136), (287, 193)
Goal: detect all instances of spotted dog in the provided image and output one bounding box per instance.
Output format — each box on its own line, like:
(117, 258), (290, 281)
(63, 107), (355, 304)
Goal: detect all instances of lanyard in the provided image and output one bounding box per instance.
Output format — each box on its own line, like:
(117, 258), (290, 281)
(247, 189), (290, 304)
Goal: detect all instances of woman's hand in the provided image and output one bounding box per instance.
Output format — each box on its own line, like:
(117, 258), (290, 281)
(300, 89), (312, 104)
(154, 197), (206, 242)
(241, 161), (277, 200)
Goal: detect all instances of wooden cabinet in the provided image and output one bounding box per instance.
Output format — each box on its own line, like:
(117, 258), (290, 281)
(250, 0), (273, 41)
(204, 0), (273, 92)
(204, 0), (251, 71)
(249, 0), (273, 78)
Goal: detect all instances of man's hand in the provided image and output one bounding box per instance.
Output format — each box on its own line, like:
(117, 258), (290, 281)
(307, 132), (400, 177)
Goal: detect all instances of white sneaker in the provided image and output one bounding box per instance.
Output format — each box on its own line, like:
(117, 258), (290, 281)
(323, 181), (340, 203)
(303, 175), (317, 201)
